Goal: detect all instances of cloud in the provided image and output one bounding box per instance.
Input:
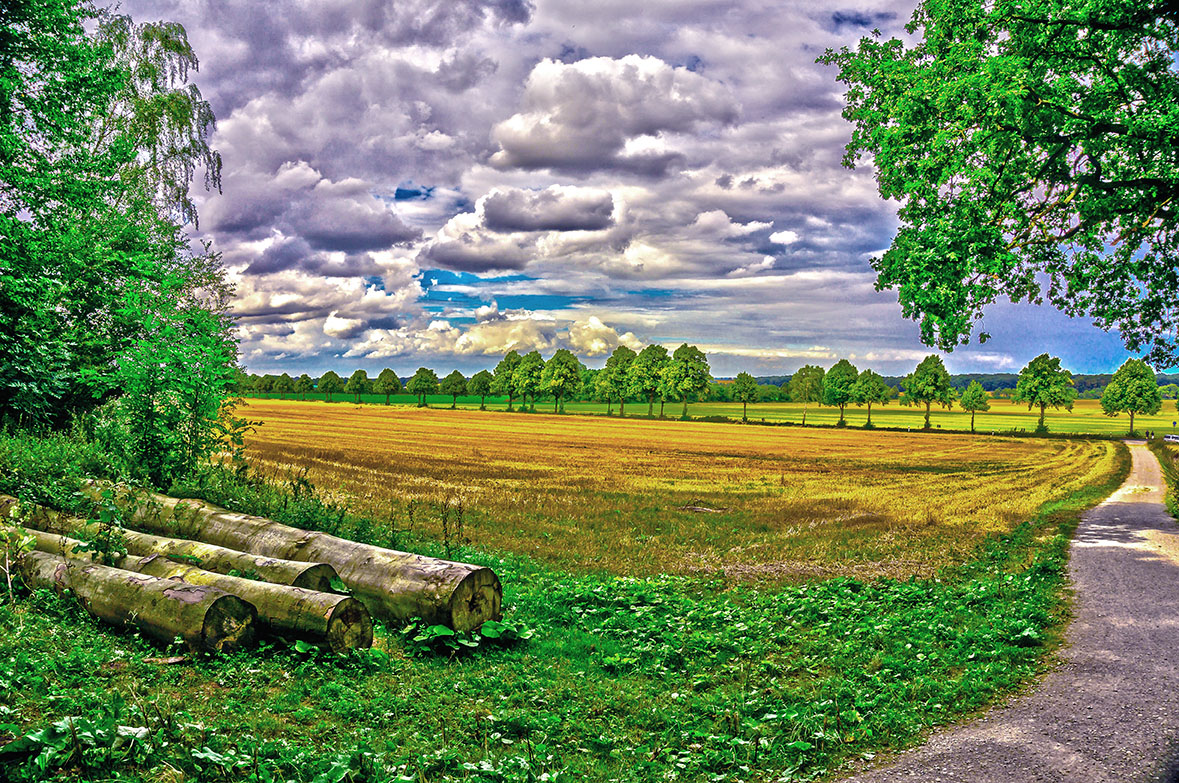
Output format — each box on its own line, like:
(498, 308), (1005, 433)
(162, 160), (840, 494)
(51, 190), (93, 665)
(482, 186), (615, 232)
(490, 55), (738, 174)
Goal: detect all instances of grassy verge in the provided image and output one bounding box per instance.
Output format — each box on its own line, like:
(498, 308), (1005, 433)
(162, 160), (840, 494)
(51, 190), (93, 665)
(1148, 439), (1178, 520)
(0, 437), (1129, 782)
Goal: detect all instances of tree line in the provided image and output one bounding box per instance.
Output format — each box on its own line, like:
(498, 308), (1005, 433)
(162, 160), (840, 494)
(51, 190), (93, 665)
(241, 346), (1179, 433)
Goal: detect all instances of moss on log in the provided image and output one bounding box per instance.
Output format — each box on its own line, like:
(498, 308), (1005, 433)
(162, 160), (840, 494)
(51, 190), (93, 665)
(18, 549), (255, 652)
(0, 495), (337, 591)
(89, 485), (502, 631)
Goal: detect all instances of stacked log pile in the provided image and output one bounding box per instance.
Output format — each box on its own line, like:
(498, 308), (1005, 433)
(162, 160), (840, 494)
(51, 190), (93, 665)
(3, 486), (502, 652)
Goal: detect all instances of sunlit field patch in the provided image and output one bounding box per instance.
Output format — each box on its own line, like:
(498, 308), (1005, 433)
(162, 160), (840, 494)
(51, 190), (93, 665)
(241, 399), (1117, 581)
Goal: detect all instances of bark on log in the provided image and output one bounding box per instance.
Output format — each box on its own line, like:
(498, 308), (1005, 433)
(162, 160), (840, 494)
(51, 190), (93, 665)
(17, 549), (255, 652)
(0, 495), (338, 591)
(88, 485), (502, 630)
(11, 526), (372, 652)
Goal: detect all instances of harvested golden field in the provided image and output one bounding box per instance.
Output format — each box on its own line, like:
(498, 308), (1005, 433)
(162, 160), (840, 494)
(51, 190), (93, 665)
(241, 398), (1120, 582)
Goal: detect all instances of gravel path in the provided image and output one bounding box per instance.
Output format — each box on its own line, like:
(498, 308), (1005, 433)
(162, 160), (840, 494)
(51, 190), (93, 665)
(845, 441), (1179, 783)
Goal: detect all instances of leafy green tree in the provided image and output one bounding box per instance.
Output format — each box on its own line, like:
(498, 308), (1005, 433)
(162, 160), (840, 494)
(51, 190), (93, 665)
(822, 359), (859, 426)
(1101, 359), (1162, 434)
(959, 380), (991, 434)
(512, 352), (545, 411)
(788, 365), (825, 426)
(407, 367), (439, 406)
(440, 370), (467, 409)
(317, 371), (343, 402)
(903, 356), (956, 430)
(492, 351), (522, 411)
(540, 350), (583, 413)
(604, 346), (637, 416)
(628, 345), (670, 417)
(373, 368), (401, 404)
(1014, 354), (1077, 432)
(732, 372), (759, 422)
(594, 364), (617, 415)
(468, 370), (494, 410)
(345, 370), (370, 403)
(757, 384), (783, 403)
(853, 369), (891, 428)
(820, 2), (1179, 367)
(273, 373), (294, 397)
(664, 344), (712, 419)
(294, 374), (313, 401)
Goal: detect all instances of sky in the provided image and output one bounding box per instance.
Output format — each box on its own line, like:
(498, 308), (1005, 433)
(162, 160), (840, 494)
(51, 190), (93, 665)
(120, 0), (1139, 378)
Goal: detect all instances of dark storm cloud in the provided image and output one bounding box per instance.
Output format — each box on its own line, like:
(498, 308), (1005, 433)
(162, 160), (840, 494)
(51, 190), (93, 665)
(245, 237), (386, 277)
(483, 187), (614, 232)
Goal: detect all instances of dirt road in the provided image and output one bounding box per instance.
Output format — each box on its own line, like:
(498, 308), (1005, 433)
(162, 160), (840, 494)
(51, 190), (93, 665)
(847, 441), (1179, 782)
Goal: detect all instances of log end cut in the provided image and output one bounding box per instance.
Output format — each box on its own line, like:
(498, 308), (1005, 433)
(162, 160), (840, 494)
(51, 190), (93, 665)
(201, 595), (258, 653)
(325, 597), (374, 652)
(290, 563), (340, 593)
(448, 568), (503, 632)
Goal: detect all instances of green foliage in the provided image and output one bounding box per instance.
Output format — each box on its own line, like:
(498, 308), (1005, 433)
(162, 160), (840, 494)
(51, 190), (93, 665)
(468, 369), (494, 408)
(405, 367), (438, 406)
(372, 368), (400, 404)
(1014, 354), (1076, 433)
(602, 345), (637, 413)
(820, 1), (1179, 367)
(344, 370), (370, 403)
(852, 369), (891, 428)
(664, 344), (712, 418)
(492, 351), (522, 409)
(511, 352), (545, 411)
(539, 349), (583, 413)
(316, 371), (343, 402)
(904, 356), (957, 429)
(71, 488), (128, 566)
(822, 359), (859, 424)
(293, 374), (314, 401)
(0, 429), (110, 511)
(439, 370), (468, 408)
(788, 364), (825, 425)
(1102, 359), (1164, 433)
(959, 381), (992, 433)
(401, 618), (535, 656)
(731, 372), (759, 421)
(627, 344), (670, 416)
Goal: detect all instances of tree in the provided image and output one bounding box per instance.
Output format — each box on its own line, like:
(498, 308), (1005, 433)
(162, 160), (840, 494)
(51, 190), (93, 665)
(540, 350), (583, 413)
(468, 370), (494, 410)
(492, 351), (522, 411)
(788, 365), (825, 426)
(594, 364), (616, 415)
(822, 359), (859, 426)
(604, 346), (637, 416)
(406, 367), (438, 406)
(664, 344), (712, 418)
(732, 372), (759, 422)
(628, 345), (670, 416)
(1101, 359), (1162, 434)
(1014, 354), (1077, 432)
(512, 352), (545, 411)
(294, 374), (313, 401)
(959, 380), (991, 434)
(373, 368), (401, 404)
(820, 2), (1179, 368)
(273, 373), (294, 397)
(903, 356), (956, 430)
(440, 370), (467, 409)
(345, 370), (370, 403)
(853, 369), (891, 428)
(317, 371), (343, 402)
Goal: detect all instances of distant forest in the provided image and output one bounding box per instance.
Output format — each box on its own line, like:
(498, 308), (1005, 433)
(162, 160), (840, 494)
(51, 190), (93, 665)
(753, 372), (1179, 394)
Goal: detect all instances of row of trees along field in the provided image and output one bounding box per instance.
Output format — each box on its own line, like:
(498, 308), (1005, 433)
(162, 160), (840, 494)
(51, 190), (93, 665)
(242, 348), (1178, 433)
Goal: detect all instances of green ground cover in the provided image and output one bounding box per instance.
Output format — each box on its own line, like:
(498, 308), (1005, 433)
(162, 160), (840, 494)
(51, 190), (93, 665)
(0, 430), (1130, 782)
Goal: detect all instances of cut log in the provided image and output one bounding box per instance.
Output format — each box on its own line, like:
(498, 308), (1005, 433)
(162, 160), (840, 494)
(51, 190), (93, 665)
(17, 549), (255, 652)
(11, 526), (372, 652)
(88, 484), (502, 631)
(0, 495), (338, 591)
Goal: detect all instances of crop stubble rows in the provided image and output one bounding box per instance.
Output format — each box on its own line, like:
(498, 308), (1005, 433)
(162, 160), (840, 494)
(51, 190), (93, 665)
(242, 400), (1115, 581)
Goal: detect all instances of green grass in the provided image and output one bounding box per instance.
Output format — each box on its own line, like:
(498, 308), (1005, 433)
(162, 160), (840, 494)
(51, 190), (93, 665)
(1149, 439), (1178, 520)
(242, 393), (1179, 437)
(0, 434), (1131, 782)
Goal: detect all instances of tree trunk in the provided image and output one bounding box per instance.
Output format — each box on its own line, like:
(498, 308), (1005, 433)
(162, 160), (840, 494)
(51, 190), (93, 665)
(2, 496), (338, 591)
(802, 402), (808, 426)
(866, 402), (872, 427)
(18, 549), (256, 652)
(838, 404), (845, 424)
(507, 394), (514, 411)
(742, 401), (748, 422)
(681, 398), (688, 418)
(1130, 411), (1136, 434)
(89, 485), (502, 632)
(924, 401), (932, 429)
(554, 397), (559, 413)
(1039, 404), (1046, 428)
(971, 410), (976, 433)
(659, 398), (665, 417)
(480, 394), (486, 410)
(648, 396), (654, 416)
(607, 398), (613, 415)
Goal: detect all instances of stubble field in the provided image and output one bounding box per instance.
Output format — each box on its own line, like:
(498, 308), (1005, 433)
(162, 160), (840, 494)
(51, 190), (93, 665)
(241, 399), (1119, 580)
